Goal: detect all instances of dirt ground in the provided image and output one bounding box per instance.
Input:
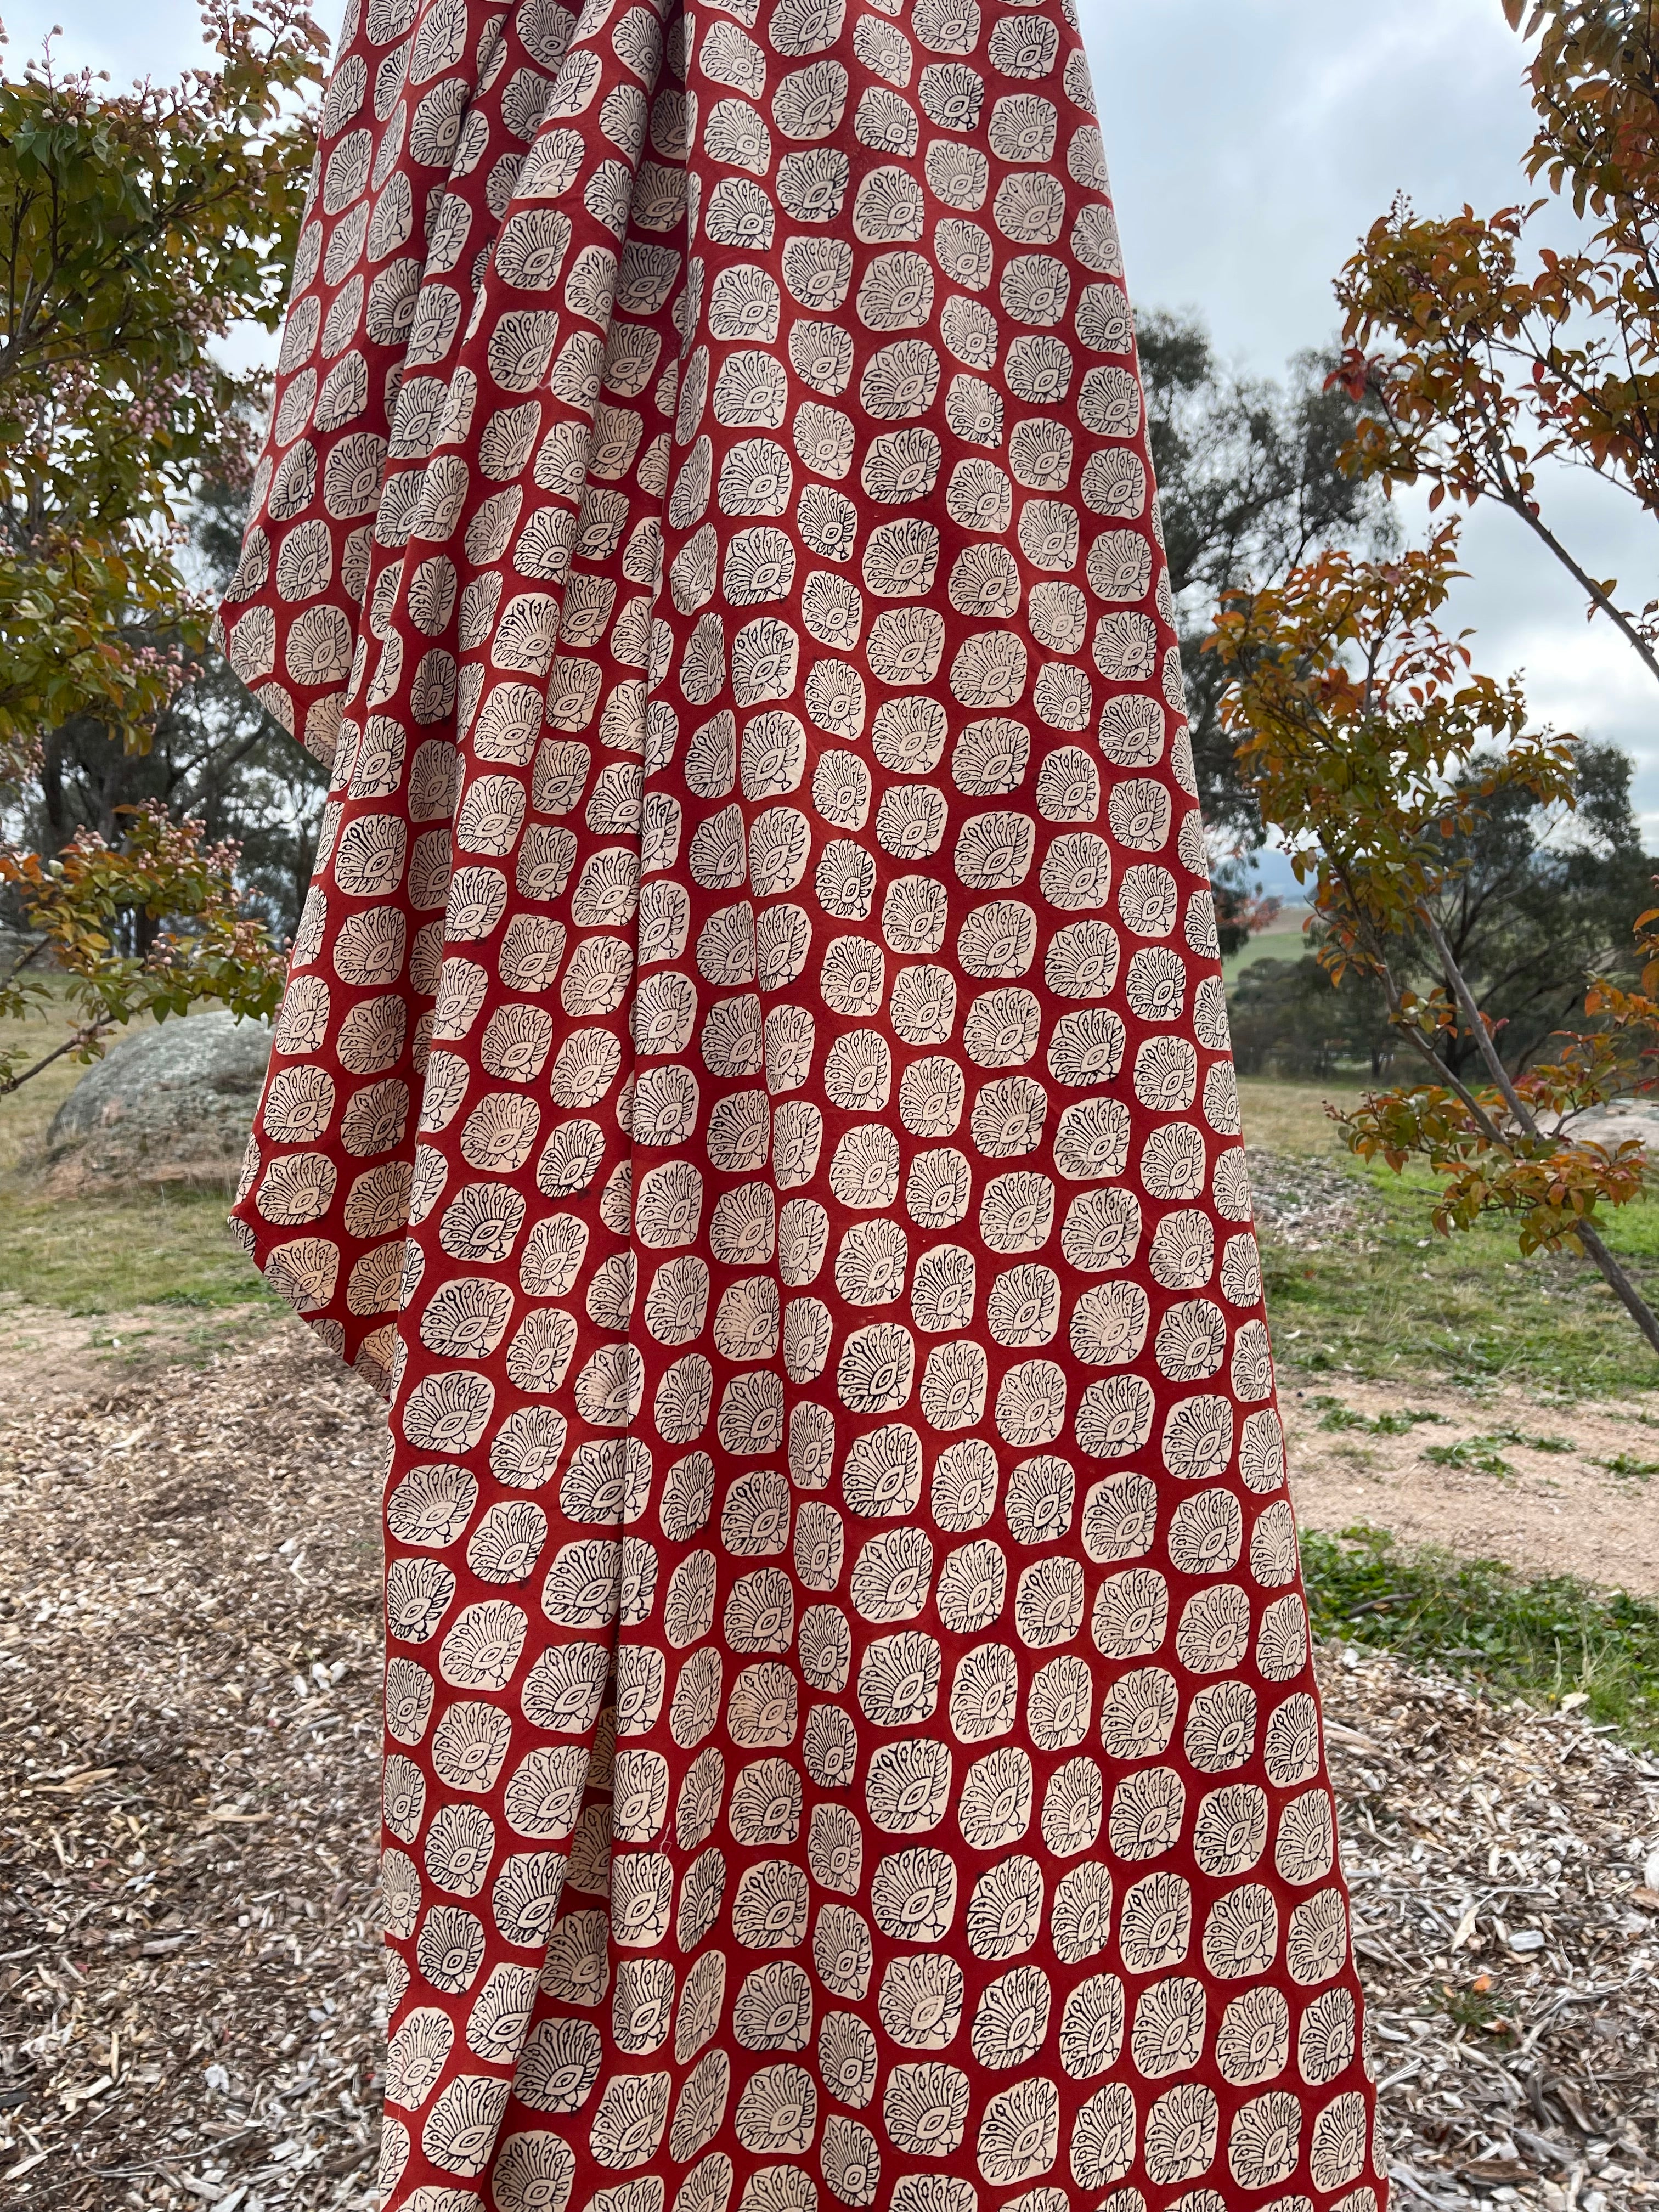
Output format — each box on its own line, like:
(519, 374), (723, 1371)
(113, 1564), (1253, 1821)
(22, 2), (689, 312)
(2, 1312), (1659, 2211)
(1284, 1377), (1659, 1596)
(1242, 1144), (1659, 1593)
(12, 1279), (1659, 1603)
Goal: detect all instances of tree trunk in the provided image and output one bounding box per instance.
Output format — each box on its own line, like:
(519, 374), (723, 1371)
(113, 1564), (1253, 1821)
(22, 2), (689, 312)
(38, 724), (69, 845)
(1424, 914), (1659, 1358)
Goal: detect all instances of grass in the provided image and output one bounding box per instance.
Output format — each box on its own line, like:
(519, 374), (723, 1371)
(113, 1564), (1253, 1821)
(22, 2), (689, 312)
(1302, 1522), (1659, 1748)
(3, 991), (1659, 1745)
(1599, 1452), (1659, 1481)
(1222, 902), (1313, 984)
(0, 1005), (1655, 1390)
(0, 1183), (272, 1313)
(1422, 1436), (1521, 1480)
(0, 994), (97, 1173)
(1418, 1427), (1576, 1480)
(1308, 1393), (1445, 1436)
(1235, 1075), (1363, 1154)
(1, 1024), (1656, 1375)
(0, 992), (275, 1316)
(1239, 1077), (1659, 1398)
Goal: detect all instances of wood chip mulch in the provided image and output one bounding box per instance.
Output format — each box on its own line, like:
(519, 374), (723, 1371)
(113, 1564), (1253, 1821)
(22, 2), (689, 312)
(0, 1326), (1655, 2212)
(0, 1329), (387, 2211)
(1244, 1147), (1374, 1252)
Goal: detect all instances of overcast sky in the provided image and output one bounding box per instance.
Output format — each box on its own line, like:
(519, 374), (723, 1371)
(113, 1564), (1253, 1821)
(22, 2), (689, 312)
(11, 0), (1657, 850)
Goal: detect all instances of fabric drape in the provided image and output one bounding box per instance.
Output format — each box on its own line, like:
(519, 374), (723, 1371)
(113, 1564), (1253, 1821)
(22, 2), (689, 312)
(220, 0), (1388, 2204)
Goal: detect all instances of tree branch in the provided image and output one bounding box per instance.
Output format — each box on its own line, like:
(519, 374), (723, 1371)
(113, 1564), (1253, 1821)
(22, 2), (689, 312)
(1424, 911), (1659, 1355)
(1496, 479), (1659, 689)
(0, 1015), (116, 1098)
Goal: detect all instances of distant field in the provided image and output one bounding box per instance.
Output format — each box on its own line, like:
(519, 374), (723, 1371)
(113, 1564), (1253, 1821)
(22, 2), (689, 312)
(1223, 900), (1312, 981)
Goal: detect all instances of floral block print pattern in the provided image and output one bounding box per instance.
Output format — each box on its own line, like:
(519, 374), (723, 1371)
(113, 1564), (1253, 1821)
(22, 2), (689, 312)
(220, 0), (1388, 2205)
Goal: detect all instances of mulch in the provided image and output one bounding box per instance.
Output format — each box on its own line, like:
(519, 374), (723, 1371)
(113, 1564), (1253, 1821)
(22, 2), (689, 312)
(0, 1329), (387, 2211)
(1244, 1146), (1375, 1252)
(0, 1325), (1655, 2211)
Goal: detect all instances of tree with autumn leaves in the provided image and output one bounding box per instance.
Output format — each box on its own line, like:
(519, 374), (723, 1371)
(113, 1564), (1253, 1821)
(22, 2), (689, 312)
(1215, 0), (1659, 1351)
(0, 3), (324, 1092)
(1211, 528), (1659, 1351)
(1337, 1), (1659, 684)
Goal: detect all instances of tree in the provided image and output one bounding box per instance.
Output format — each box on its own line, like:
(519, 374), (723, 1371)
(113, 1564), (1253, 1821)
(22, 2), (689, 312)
(1334, 0), (1659, 696)
(24, 478), (330, 945)
(1227, 955), (1396, 1082)
(0, 805), (285, 1094)
(1210, 525), (1659, 1356)
(0, 6), (324, 1088)
(1134, 311), (1386, 946)
(1299, 0), (1659, 1352)
(1428, 737), (1651, 1077)
(1220, 738), (1646, 1085)
(0, 4), (323, 751)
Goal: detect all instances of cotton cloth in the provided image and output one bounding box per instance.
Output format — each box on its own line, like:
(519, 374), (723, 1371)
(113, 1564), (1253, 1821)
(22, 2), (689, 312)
(221, 0), (1387, 2205)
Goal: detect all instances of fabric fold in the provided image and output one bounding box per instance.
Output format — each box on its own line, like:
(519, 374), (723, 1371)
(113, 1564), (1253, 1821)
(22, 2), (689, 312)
(222, 0), (1389, 2204)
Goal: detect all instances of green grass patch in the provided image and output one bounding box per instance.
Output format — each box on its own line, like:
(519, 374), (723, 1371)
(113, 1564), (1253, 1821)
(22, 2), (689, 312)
(1598, 1452), (1659, 1481)
(1308, 1393), (1444, 1436)
(1263, 1168), (1659, 1396)
(0, 1182), (276, 1314)
(1489, 1426), (1575, 1454)
(1422, 1436), (1520, 1480)
(1222, 906), (1313, 985)
(1418, 1427), (1576, 1480)
(0, 994), (274, 1314)
(1301, 1523), (1659, 1747)
(1239, 1077), (1659, 1398)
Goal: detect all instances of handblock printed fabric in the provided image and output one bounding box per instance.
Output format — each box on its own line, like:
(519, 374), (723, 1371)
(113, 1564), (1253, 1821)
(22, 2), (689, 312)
(219, 0), (1388, 2203)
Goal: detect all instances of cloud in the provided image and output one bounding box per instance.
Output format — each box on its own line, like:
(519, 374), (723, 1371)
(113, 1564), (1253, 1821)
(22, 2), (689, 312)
(1082, 0), (1659, 834)
(1079, 0), (1537, 366)
(6, 0), (209, 84)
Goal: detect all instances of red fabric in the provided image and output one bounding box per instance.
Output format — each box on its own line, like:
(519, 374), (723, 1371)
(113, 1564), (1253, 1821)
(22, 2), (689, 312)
(222, 0), (1387, 2205)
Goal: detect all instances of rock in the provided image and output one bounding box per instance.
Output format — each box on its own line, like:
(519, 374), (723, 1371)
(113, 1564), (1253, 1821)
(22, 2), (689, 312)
(46, 1011), (273, 1189)
(1572, 1096), (1659, 1151)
